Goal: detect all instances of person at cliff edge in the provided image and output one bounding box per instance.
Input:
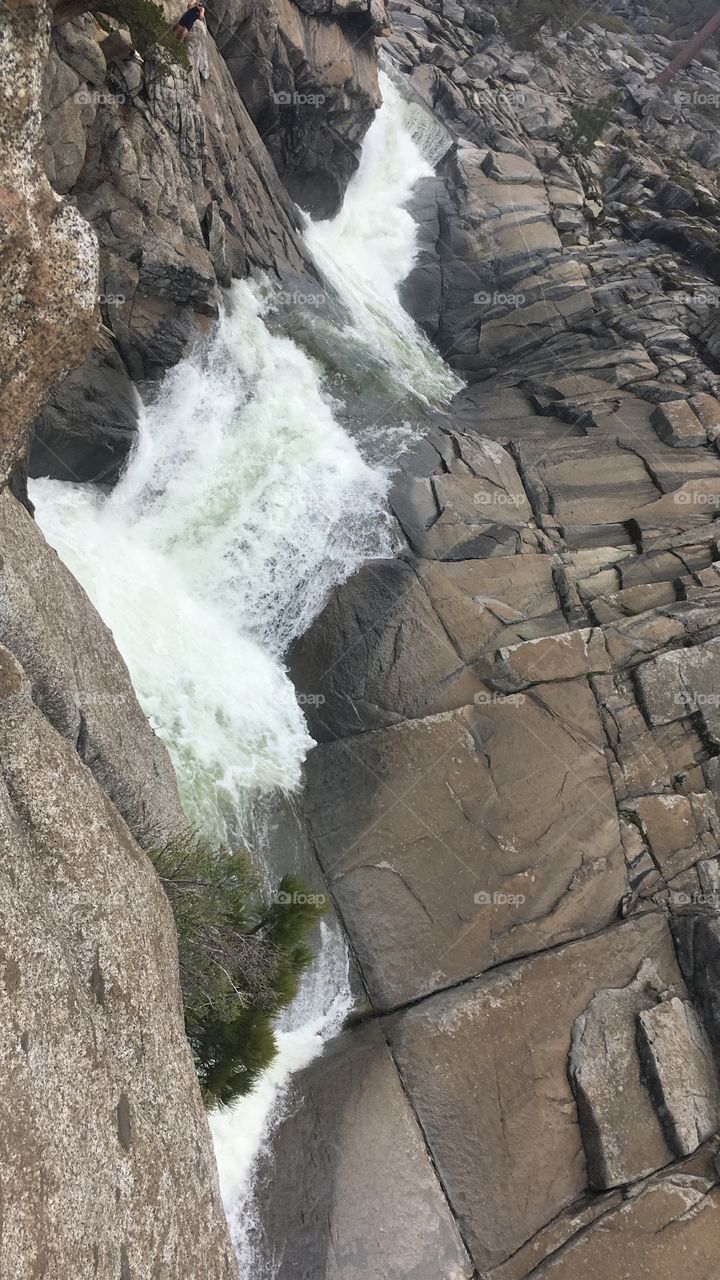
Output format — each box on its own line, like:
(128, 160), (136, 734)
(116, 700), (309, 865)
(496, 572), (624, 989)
(174, 2), (206, 42)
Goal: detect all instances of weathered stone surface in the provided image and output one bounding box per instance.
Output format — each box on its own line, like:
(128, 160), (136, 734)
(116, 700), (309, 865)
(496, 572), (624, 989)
(568, 960), (673, 1190)
(652, 402), (708, 448)
(0, 490), (184, 841)
(305, 684), (626, 1009)
(288, 558), (483, 741)
(37, 12), (323, 472)
(635, 640), (720, 742)
(1, 0), (98, 487)
(495, 627), (609, 689)
(529, 1172), (720, 1279)
(248, 1020), (473, 1279)
(208, 0), (380, 218)
(672, 914), (720, 1058)
(384, 914), (682, 1273)
(638, 997), (720, 1157)
(0, 643), (236, 1278)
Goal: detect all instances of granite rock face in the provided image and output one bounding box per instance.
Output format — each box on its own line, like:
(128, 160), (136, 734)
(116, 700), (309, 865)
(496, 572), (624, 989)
(33, 2), (342, 478)
(208, 0), (383, 218)
(249, 1020), (472, 1280)
(0, 643), (237, 1279)
(0, 0), (97, 490)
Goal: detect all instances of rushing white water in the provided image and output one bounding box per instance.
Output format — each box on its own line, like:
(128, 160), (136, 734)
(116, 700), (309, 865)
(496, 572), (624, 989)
(32, 67), (460, 1279)
(304, 73), (462, 405)
(32, 284), (391, 840)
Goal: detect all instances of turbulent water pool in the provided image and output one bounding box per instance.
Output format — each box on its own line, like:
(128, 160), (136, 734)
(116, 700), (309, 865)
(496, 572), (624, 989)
(31, 72), (461, 1275)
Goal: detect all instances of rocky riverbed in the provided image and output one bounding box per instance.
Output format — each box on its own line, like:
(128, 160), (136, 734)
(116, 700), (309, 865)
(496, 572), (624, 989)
(6, 0), (720, 1275)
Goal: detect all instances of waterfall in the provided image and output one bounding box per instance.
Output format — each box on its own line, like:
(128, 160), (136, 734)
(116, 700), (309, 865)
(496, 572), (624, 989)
(31, 68), (459, 1277)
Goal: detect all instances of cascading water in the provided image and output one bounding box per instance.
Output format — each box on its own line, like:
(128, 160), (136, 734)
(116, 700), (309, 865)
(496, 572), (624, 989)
(31, 68), (461, 1276)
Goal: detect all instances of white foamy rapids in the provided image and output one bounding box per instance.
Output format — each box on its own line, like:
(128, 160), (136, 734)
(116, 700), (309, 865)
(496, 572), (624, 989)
(304, 71), (463, 405)
(31, 68), (463, 1279)
(32, 281), (392, 840)
(210, 921), (353, 1273)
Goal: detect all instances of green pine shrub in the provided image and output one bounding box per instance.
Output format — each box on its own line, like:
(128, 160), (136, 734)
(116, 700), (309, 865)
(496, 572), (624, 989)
(148, 831), (326, 1107)
(560, 92), (620, 158)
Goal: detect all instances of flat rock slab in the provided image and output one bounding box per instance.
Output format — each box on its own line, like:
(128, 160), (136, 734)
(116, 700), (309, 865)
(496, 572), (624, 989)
(305, 684), (626, 1010)
(638, 996), (720, 1157)
(495, 627), (609, 688)
(248, 1020), (473, 1280)
(568, 960), (673, 1190)
(530, 1173), (720, 1279)
(383, 914), (683, 1274)
(416, 555), (559, 663)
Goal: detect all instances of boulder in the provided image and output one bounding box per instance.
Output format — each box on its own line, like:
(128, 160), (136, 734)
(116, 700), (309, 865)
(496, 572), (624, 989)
(652, 401), (708, 448)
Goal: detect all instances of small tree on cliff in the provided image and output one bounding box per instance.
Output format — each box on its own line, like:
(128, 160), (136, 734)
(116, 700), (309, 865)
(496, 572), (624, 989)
(148, 832), (325, 1106)
(560, 92), (620, 158)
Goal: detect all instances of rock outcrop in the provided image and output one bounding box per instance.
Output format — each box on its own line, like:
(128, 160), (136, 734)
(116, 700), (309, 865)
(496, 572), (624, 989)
(279, 3), (720, 1274)
(0, 0), (97, 492)
(209, 0), (383, 218)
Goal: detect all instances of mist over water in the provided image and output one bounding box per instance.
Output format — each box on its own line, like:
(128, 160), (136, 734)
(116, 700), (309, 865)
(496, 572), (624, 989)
(32, 68), (459, 1277)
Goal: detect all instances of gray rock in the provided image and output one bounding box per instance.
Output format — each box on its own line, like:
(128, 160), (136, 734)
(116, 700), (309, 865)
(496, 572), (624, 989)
(0, 490), (185, 843)
(31, 339), (138, 483)
(568, 960), (673, 1190)
(638, 996), (720, 1156)
(384, 914), (683, 1274)
(0, 641), (236, 1279)
(672, 913), (720, 1058)
(303, 685), (626, 1010)
(652, 401), (708, 447)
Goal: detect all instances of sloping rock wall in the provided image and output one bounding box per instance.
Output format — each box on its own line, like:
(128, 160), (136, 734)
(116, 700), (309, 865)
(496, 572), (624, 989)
(278, 4), (720, 1275)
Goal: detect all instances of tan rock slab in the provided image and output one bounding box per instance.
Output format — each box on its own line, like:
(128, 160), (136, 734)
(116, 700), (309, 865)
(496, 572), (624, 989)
(384, 914), (683, 1273)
